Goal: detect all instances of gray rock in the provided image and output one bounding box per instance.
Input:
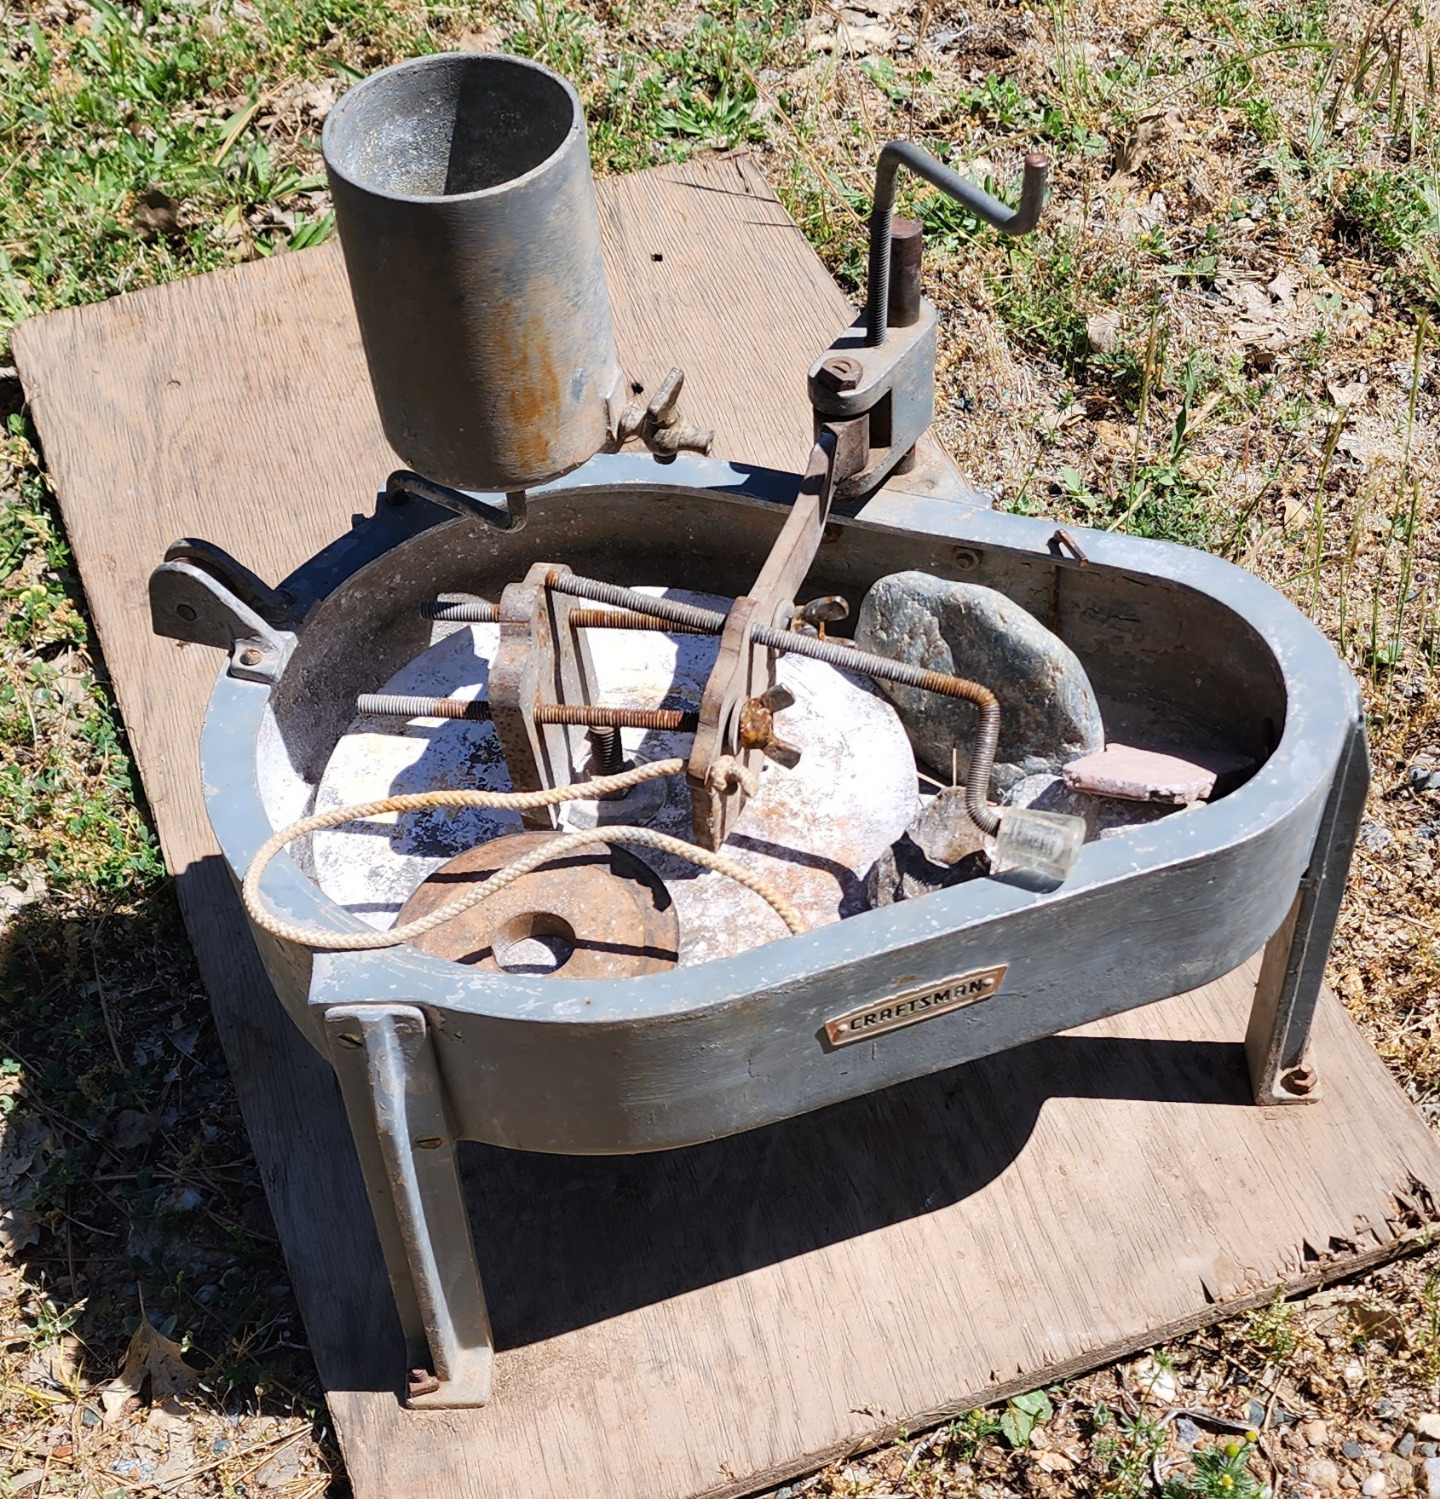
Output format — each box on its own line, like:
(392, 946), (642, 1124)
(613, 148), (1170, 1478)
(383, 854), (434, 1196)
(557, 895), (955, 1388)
(1398, 1434), (1417, 1459)
(908, 785), (988, 865)
(856, 573), (1105, 790)
(866, 788), (988, 906)
(1407, 760), (1440, 794)
(1344, 1440), (1366, 1459)
(1424, 1456), (1440, 1499)
(1174, 1416), (1200, 1448)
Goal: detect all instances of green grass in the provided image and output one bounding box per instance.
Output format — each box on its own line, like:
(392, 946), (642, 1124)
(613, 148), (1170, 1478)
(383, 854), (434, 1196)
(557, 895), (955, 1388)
(0, 0), (807, 355)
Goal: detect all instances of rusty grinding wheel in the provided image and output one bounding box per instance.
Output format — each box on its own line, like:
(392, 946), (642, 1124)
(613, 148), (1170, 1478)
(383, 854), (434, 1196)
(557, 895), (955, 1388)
(395, 832), (679, 976)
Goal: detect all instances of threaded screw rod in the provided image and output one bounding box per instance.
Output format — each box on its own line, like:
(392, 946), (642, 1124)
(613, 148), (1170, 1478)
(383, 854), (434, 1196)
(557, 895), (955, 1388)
(543, 572), (727, 634)
(358, 694), (493, 721)
(750, 626), (1002, 834)
(539, 704), (699, 732)
(586, 726), (626, 778)
(420, 599), (715, 633)
(357, 694), (698, 733)
(421, 600), (500, 623)
(568, 608), (713, 634)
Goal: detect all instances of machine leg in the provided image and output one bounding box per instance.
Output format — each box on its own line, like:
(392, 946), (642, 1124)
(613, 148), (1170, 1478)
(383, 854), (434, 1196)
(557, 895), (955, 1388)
(1245, 717), (1371, 1106)
(324, 1004), (493, 1407)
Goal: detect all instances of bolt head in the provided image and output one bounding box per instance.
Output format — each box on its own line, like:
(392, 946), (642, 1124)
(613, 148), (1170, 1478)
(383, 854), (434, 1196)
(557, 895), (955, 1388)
(816, 355), (864, 393)
(952, 547), (981, 571)
(1280, 1063), (1317, 1096)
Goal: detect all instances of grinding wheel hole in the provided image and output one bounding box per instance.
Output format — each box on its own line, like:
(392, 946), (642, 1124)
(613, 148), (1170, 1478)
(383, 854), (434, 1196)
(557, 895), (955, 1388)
(492, 912), (577, 975)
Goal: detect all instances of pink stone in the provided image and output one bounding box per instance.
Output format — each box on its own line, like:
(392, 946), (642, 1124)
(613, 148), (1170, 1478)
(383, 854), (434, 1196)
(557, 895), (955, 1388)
(1062, 743), (1219, 805)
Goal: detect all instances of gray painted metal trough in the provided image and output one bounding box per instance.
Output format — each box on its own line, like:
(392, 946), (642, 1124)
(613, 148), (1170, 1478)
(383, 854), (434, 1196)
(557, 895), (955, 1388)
(179, 450), (1367, 1407)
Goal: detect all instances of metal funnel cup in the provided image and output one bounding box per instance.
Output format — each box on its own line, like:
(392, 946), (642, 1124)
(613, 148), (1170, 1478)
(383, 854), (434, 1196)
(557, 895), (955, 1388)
(323, 53), (625, 493)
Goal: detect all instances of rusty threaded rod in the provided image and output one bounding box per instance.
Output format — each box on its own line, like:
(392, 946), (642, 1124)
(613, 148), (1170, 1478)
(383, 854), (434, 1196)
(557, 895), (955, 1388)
(586, 726), (626, 778)
(420, 600), (501, 623)
(544, 571), (727, 634)
(537, 704), (699, 732)
(356, 694), (698, 733)
(421, 599), (713, 633)
(568, 608), (713, 634)
(750, 625), (1002, 834)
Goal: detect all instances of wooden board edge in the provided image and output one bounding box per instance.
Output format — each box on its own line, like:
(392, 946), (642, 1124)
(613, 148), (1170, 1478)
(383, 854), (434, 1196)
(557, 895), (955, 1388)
(695, 1220), (1439, 1499)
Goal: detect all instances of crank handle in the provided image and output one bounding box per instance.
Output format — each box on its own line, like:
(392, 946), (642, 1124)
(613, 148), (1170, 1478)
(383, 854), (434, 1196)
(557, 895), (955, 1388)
(865, 142), (1049, 346)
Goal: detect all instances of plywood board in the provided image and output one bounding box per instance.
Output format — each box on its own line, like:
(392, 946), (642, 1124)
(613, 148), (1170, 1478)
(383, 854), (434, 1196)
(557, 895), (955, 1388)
(13, 151), (1440, 1499)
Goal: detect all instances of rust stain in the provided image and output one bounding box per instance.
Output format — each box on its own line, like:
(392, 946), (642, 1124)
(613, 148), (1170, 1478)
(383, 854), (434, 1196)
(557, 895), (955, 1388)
(493, 287), (565, 480)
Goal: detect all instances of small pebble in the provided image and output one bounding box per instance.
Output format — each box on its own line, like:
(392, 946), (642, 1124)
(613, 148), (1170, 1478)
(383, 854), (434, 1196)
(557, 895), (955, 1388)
(1362, 1475), (1386, 1497)
(1400, 1435), (1418, 1459)
(1305, 1458), (1342, 1495)
(1248, 1398), (1267, 1427)
(1344, 1360), (1367, 1387)
(1417, 1417), (1440, 1442)
(1347, 1442), (1368, 1460)
(1306, 1421), (1333, 1447)
(1425, 1456), (1440, 1498)
(1175, 1416), (1201, 1448)
(1423, 1444), (1438, 1459)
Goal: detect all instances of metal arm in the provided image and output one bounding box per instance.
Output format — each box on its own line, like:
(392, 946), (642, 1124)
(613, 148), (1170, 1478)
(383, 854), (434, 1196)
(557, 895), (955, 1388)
(865, 142), (1049, 346)
(385, 470), (528, 532)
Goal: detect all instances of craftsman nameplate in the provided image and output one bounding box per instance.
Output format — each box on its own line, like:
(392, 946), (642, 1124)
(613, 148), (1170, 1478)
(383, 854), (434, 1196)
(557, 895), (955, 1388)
(824, 965), (1008, 1046)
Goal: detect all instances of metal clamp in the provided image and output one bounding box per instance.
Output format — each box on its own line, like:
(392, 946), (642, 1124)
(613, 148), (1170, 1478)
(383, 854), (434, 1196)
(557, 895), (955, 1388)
(809, 142), (1049, 501)
(148, 539), (298, 685)
(615, 367), (714, 458)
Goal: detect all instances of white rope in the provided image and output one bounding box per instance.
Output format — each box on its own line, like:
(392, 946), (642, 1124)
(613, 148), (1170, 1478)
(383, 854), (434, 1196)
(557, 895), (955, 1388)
(241, 758), (805, 951)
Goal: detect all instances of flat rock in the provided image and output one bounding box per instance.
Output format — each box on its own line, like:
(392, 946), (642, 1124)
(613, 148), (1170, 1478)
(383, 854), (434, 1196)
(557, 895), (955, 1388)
(1063, 742), (1219, 804)
(855, 572), (1104, 792)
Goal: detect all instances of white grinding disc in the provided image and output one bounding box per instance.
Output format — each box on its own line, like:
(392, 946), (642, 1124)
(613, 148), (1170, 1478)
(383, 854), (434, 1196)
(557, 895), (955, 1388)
(311, 589), (918, 967)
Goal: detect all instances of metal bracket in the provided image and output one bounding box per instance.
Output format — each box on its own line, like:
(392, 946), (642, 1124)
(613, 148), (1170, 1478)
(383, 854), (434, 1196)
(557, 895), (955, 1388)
(148, 539), (298, 685)
(688, 432), (837, 848)
(808, 307), (937, 502)
(488, 562), (600, 830)
(325, 1003), (493, 1408)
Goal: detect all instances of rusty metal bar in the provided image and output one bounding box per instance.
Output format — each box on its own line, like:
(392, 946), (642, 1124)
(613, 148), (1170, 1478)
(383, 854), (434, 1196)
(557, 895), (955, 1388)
(749, 625), (1002, 835)
(356, 694), (698, 733)
(543, 572), (727, 634)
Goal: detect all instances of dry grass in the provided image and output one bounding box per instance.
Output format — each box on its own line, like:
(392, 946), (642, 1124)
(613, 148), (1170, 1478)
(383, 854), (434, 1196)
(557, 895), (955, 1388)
(1, 0), (1439, 1491)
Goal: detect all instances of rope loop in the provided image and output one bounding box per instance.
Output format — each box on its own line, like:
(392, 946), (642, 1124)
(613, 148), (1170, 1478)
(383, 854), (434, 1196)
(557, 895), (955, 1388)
(241, 758), (805, 952)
